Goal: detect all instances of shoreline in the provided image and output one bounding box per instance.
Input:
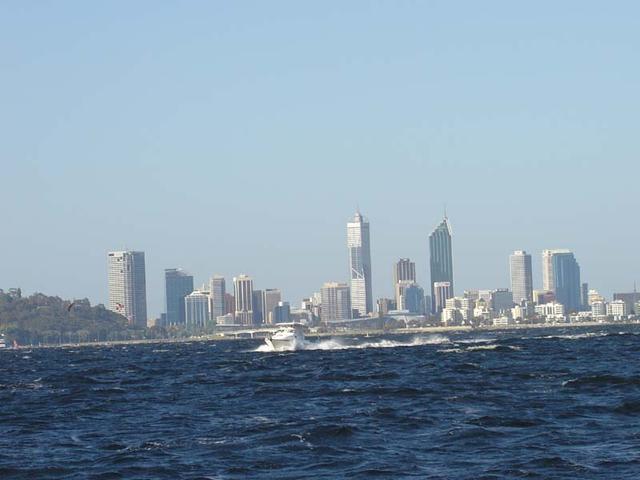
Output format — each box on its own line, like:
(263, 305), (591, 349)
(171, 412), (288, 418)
(9, 319), (639, 350)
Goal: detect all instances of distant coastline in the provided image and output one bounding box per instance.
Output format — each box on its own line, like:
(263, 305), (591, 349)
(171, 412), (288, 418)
(12, 320), (638, 350)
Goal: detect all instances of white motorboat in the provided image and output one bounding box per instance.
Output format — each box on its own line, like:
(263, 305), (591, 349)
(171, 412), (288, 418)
(265, 324), (305, 351)
(0, 334), (7, 349)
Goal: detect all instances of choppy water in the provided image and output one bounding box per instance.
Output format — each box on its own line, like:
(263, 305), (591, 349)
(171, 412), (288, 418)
(2, 325), (640, 479)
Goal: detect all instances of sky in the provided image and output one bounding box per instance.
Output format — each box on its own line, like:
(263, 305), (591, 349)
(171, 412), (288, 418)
(1, 1), (639, 317)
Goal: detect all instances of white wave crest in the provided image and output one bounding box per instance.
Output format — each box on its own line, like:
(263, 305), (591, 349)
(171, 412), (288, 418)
(254, 334), (450, 353)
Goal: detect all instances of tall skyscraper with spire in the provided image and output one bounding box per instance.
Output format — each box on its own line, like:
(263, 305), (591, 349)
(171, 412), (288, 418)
(347, 210), (373, 317)
(429, 215), (454, 313)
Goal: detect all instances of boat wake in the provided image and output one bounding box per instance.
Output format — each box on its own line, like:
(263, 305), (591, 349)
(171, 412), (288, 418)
(255, 334), (450, 352)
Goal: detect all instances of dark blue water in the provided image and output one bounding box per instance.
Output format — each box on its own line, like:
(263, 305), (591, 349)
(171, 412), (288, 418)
(2, 326), (640, 479)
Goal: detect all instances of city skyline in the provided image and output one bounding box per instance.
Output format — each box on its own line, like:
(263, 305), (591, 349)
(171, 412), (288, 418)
(2, 3), (639, 317)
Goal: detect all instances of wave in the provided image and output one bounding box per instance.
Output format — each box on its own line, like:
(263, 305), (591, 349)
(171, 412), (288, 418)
(255, 334), (450, 352)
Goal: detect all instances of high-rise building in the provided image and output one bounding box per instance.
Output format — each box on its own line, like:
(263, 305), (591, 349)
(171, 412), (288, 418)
(262, 289), (282, 325)
(393, 258), (416, 307)
(581, 283), (589, 311)
(393, 258), (416, 285)
(209, 276), (226, 320)
(613, 291), (640, 314)
(185, 290), (210, 330)
(233, 275), (254, 326)
(544, 250), (581, 312)
(433, 281), (452, 313)
(347, 211), (373, 317)
(252, 289), (264, 324)
(509, 250), (533, 303)
(164, 268), (193, 326)
(107, 250), (147, 327)
(274, 301), (291, 323)
(490, 289), (514, 313)
(321, 282), (351, 323)
(429, 216), (454, 312)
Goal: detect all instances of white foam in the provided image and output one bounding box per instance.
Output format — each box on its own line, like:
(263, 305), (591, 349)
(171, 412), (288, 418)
(254, 334), (451, 353)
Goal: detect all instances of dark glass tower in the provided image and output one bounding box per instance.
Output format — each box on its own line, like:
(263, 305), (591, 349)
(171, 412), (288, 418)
(165, 268), (194, 326)
(552, 252), (581, 312)
(429, 217), (454, 313)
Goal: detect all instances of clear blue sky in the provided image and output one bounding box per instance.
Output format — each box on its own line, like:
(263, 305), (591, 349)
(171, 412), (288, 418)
(1, 1), (638, 317)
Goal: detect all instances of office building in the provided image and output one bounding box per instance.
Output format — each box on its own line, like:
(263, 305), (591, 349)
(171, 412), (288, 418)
(209, 276), (226, 320)
(164, 268), (193, 326)
(321, 282), (351, 323)
(185, 290), (210, 330)
(613, 291), (640, 314)
(491, 289), (514, 313)
(429, 216), (454, 312)
(607, 300), (628, 318)
(252, 289), (264, 324)
(107, 250), (147, 327)
(542, 249), (581, 312)
(433, 281), (452, 313)
(233, 275), (254, 326)
(395, 281), (425, 314)
(274, 301), (291, 324)
(262, 289), (282, 325)
(347, 210), (373, 317)
(509, 250), (533, 303)
(394, 258), (416, 284)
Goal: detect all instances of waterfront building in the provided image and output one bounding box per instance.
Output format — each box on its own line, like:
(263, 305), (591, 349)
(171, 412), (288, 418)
(607, 300), (628, 318)
(209, 276), (226, 320)
(591, 301), (607, 318)
(252, 289), (264, 324)
(107, 250), (147, 327)
(581, 283), (589, 311)
(164, 268), (193, 326)
(262, 289), (282, 325)
(433, 281), (452, 313)
(613, 291), (640, 314)
(588, 289), (605, 306)
(491, 289), (514, 314)
(185, 290), (210, 330)
(533, 290), (555, 305)
(274, 301), (291, 323)
(395, 281), (425, 314)
(444, 296), (474, 322)
(535, 302), (565, 320)
(376, 298), (395, 317)
(429, 216), (454, 312)
(347, 211), (373, 317)
(233, 275), (254, 326)
(320, 282), (351, 323)
(224, 293), (235, 315)
(216, 313), (236, 326)
(542, 249), (581, 312)
(509, 250), (533, 303)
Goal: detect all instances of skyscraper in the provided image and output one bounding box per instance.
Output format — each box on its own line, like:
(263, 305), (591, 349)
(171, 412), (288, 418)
(347, 211), (373, 317)
(429, 216), (454, 312)
(209, 276), (226, 320)
(393, 258), (416, 285)
(107, 250), (147, 327)
(164, 268), (194, 326)
(233, 275), (254, 326)
(185, 289), (210, 330)
(544, 250), (581, 312)
(433, 281), (452, 314)
(262, 289), (282, 325)
(509, 250), (533, 304)
(252, 289), (264, 324)
(321, 282), (351, 323)
(395, 281), (425, 314)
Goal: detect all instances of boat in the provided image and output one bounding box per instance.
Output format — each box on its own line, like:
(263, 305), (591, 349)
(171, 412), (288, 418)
(265, 324), (306, 351)
(0, 334), (7, 349)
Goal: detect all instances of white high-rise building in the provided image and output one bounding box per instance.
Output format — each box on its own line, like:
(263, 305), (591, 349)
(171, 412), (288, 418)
(347, 211), (373, 317)
(510, 250), (533, 303)
(107, 250), (147, 327)
(233, 275), (254, 326)
(185, 289), (210, 330)
(321, 282), (351, 323)
(209, 276), (226, 321)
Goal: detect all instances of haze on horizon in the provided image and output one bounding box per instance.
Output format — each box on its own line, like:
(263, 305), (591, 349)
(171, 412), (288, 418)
(1, 1), (638, 317)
